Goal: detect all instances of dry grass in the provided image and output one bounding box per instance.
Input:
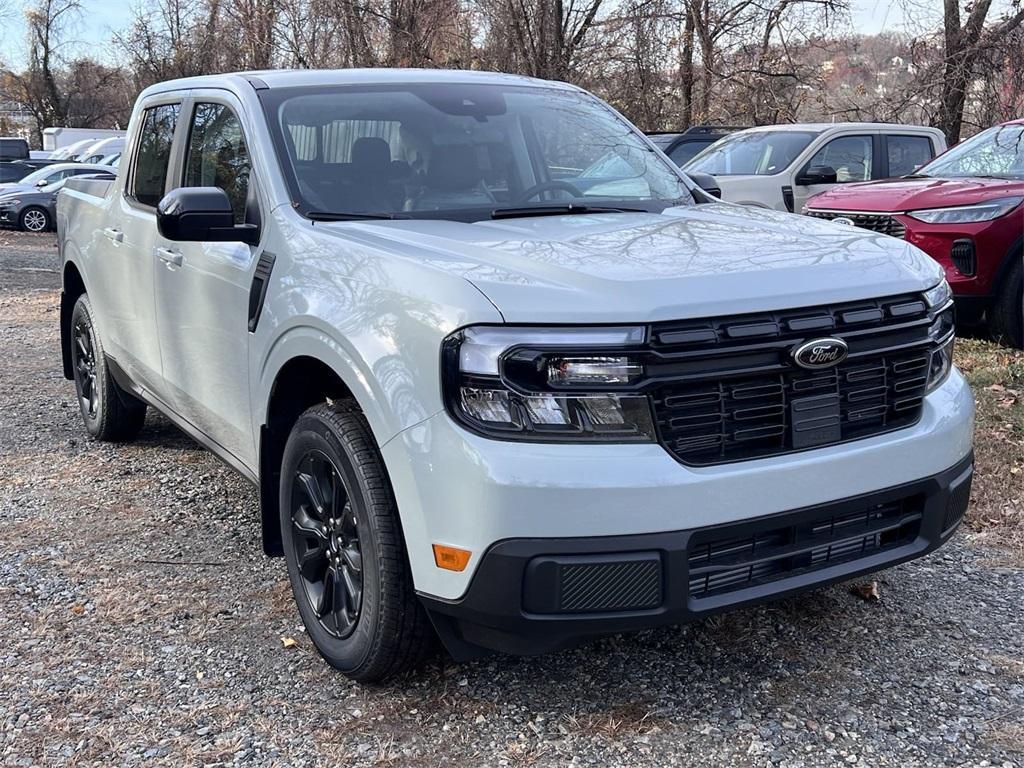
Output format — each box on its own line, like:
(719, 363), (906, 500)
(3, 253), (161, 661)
(955, 338), (1024, 555)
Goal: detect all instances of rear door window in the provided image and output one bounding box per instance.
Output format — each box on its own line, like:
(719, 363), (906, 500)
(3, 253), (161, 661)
(886, 135), (935, 177)
(130, 103), (181, 207)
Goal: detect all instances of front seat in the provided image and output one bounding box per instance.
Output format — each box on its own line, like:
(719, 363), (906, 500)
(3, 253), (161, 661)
(350, 137), (395, 210)
(412, 144), (495, 211)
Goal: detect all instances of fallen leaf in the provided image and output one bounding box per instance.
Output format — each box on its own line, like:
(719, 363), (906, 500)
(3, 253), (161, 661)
(851, 581), (881, 601)
(71, 604), (85, 615)
(281, 636), (298, 649)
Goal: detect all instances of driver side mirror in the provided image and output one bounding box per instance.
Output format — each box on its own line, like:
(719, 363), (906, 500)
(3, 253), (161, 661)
(35, 179), (48, 188)
(796, 165), (838, 185)
(686, 171), (722, 201)
(157, 187), (258, 245)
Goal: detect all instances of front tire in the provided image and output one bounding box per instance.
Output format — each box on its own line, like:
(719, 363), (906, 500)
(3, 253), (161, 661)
(19, 206), (51, 233)
(70, 295), (147, 441)
(280, 402), (434, 682)
(988, 255), (1023, 349)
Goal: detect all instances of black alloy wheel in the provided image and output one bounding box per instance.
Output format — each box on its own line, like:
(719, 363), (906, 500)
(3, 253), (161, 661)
(279, 403), (434, 682)
(72, 314), (100, 420)
(289, 449), (364, 638)
(68, 294), (146, 441)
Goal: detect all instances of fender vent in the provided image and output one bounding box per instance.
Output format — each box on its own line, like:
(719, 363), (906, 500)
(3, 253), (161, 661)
(248, 252), (276, 332)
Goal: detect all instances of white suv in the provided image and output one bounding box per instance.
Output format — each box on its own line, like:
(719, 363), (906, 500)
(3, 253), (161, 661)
(685, 122), (947, 213)
(57, 70), (973, 682)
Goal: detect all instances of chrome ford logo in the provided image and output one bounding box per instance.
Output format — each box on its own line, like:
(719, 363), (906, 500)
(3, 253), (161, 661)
(792, 338), (848, 369)
(831, 216), (856, 226)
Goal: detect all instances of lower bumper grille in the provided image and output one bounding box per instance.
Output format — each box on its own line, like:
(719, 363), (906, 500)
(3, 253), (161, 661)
(688, 495), (923, 599)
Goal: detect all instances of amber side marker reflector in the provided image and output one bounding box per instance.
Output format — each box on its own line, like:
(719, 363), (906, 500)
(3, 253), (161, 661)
(432, 544), (471, 572)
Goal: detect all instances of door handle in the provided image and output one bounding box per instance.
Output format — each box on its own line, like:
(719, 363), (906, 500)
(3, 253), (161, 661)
(102, 227), (123, 243)
(155, 247), (183, 267)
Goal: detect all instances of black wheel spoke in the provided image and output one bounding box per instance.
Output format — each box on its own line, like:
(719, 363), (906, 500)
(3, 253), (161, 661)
(296, 470), (328, 516)
(292, 504), (327, 540)
(298, 538), (328, 577)
(341, 543), (362, 574)
(288, 449), (363, 640)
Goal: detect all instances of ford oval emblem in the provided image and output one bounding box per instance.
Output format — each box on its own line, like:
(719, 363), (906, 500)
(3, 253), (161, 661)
(831, 216), (856, 226)
(792, 338), (849, 369)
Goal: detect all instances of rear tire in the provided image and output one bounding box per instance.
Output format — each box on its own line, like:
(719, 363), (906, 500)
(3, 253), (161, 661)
(70, 295), (147, 441)
(280, 402), (434, 682)
(19, 206), (51, 233)
(988, 255), (1023, 349)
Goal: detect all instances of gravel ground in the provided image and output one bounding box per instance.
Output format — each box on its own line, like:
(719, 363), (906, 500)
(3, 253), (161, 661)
(1, 229), (1023, 768)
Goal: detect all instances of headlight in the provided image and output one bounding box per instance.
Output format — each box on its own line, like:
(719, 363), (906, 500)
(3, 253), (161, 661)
(926, 335), (954, 393)
(0, 199), (20, 207)
(907, 196), (1023, 224)
(443, 325), (656, 442)
(923, 279), (952, 309)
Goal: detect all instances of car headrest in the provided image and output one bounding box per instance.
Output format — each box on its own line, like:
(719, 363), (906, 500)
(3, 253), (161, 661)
(427, 145), (483, 191)
(351, 137), (391, 171)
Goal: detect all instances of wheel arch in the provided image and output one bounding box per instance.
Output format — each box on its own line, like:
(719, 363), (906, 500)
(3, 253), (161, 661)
(258, 353), (363, 557)
(60, 260), (88, 380)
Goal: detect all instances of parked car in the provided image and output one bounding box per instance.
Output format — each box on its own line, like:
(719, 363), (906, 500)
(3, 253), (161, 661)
(806, 120), (1023, 347)
(0, 137), (30, 162)
(48, 138), (103, 163)
(684, 123), (947, 212)
(79, 137), (126, 164)
(646, 126), (744, 167)
(58, 69), (972, 682)
(0, 164), (116, 232)
(0, 162), (32, 184)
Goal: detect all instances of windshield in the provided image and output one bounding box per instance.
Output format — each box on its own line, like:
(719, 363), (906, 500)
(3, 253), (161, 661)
(919, 124), (1024, 179)
(685, 130), (818, 176)
(261, 83), (691, 221)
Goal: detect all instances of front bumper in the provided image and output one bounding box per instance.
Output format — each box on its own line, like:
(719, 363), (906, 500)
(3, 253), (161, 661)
(422, 453), (973, 659)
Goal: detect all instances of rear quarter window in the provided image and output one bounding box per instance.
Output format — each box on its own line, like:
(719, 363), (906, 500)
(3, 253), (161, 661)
(129, 104), (181, 207)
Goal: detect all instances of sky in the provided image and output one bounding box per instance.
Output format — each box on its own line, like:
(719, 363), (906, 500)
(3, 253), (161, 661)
(0, 0), (983, 70)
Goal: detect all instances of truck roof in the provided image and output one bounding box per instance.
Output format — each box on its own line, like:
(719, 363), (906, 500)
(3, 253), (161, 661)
(739, 122), (942, 133)
(140, 68), (576, 98)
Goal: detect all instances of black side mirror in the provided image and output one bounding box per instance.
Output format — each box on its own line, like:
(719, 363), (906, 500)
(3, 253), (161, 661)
(686, 171), (722, 201)
(157, 187), (258, 245)
(796, 165), (838, 185)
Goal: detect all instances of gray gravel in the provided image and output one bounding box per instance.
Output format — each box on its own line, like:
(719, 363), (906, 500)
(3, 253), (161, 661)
(1, 229), (1023, 767)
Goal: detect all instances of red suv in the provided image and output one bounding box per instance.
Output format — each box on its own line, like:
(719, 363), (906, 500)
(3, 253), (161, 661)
(805, 119), (1023, 347)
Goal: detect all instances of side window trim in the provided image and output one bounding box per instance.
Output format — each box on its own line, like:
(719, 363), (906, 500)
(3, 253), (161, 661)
(124, 96), (186, 212)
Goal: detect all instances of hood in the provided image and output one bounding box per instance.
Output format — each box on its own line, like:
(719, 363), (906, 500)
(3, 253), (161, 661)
(807, 176), (1024, 213)
(320, 203), (943, 323)
(0, 183), (32, 196)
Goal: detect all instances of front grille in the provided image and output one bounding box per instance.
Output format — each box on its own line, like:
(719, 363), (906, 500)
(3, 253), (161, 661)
(807, 209), (906, 239)
(688, 495), (923, 599)
(649, 294), (935, 466)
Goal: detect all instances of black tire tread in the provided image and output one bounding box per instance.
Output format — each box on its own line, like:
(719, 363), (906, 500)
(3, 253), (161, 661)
(297, 401), (434, 682)
(71, 295), (147, 442)
(988, 255), (1023, 349)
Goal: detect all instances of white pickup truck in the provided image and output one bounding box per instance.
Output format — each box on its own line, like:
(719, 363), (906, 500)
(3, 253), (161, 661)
(57, 69), (974, 682)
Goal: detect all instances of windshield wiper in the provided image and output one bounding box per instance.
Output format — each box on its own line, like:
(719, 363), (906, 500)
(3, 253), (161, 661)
(490, 204), (649, 220)
(307, 210), (407, 221)
(901, 173), (931, 179)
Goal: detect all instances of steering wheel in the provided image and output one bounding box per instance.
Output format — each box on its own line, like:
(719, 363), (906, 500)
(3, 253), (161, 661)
(515, 180), (584, 203)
